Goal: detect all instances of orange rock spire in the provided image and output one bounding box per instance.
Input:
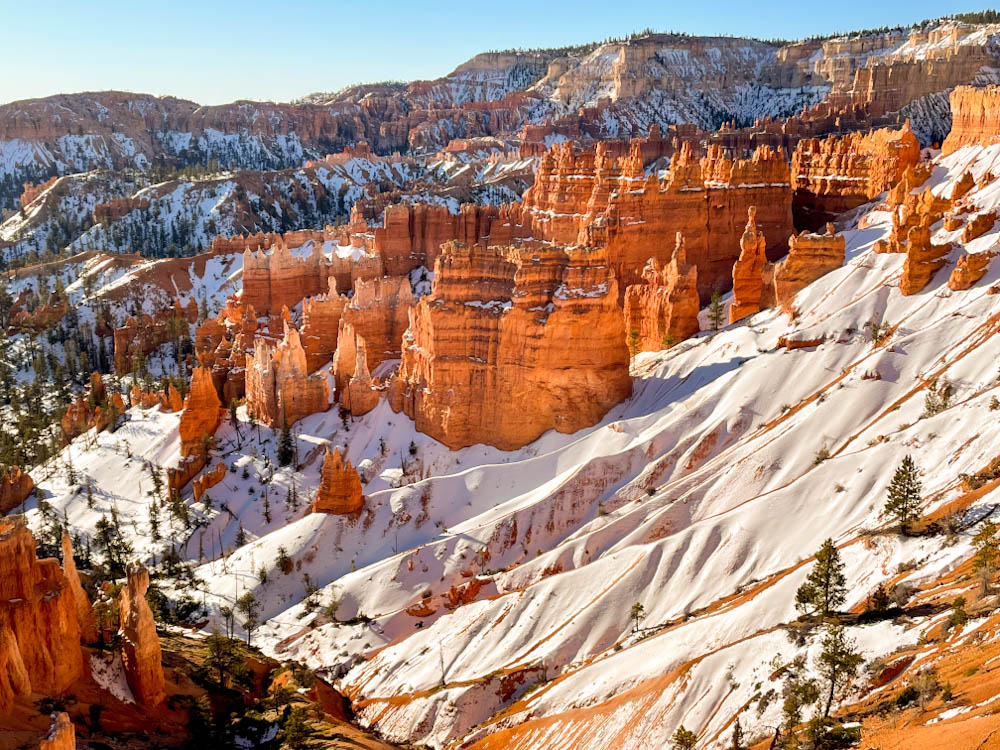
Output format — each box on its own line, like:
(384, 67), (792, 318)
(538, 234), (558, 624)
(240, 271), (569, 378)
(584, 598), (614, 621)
(311, 448), (365, 514)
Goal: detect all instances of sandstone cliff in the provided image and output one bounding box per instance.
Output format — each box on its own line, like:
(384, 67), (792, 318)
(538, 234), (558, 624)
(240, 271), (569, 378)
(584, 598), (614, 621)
(0, 518), (83, 714)
(245, 325), (330, 428)
(0, 466), (34, 514)
(169, 367), (222, 491)
(942, 85), (1000, 155)
(393, 241), (631, 450)
(791, 123), (920, 229)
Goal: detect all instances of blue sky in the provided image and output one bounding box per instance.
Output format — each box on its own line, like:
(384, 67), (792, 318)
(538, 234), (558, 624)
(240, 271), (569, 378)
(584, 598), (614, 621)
(0, 0), (992, 105)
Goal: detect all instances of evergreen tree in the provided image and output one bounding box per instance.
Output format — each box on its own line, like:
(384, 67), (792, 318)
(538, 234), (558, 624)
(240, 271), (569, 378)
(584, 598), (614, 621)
(883, 455), (922, 533)
(630, 601), (645, 632)
(671, 725), (697, 749)
(973, 521), (998, 595)
(203, 630), (247, 687)
(730, 718), (744, 750)
(816, 623), (862, 717)
(795, 538), (846, 618)
(708, 289), (725, 331)
(277, 422), (294, 466)
(236, 592), (260, 645)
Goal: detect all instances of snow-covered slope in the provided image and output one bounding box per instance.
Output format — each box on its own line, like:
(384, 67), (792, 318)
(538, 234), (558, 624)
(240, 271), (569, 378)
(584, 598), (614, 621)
(20, 142), (1000, 748)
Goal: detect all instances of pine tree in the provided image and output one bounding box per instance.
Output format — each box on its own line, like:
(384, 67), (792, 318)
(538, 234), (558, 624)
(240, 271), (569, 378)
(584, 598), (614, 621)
(973, 521), (998, 595)
(630, 601), (645, 632)
(816, 623), (862, 717)
(671, 725), (697, 749)
(730, 718), (744, 750)
(277, 422), (293, 466)
(795, 538), (846, 618)
(708, 289), (724, 331)
(883, 455), (922, 533)
(235, 592), (260, 645)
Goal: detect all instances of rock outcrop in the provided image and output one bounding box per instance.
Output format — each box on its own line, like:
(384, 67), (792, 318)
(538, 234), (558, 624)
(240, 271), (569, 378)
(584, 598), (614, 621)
(311, 448), (365, 514)
(393, 241), (631, 450)
(332, 276), (415, 404)
(516, 141), (794, 299)
(192, 462), (228, 503)
(61, 532), (95, 644)
(301, 279), (347, 372)
(730, 207), (769, 323)
(239, 232), (383, 315)
(791, 122), (920, 229)
(0, 466), (34, 514)
(949, 250), (996, 290)
(900, 219), (952, 295)
(942, 85), (1000, 155)
(623, 233), (700, 354)
(118, 563), (165, 707)
(961, 210), (997, 242)
(169, 367), (222, 491)
(0, 518), (83, 714)
(113, 300), (197, 374)
(764, 224), (846, 307)
(245, 325), (330, 428)
(39, 711), (76, 750)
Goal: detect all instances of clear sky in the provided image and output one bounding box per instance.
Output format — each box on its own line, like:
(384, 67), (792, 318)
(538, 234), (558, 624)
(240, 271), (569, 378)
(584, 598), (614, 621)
(0, 0), (992, 105)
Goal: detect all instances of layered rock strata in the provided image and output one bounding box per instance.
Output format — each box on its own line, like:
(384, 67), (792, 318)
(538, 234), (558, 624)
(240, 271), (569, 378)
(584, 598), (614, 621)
(0, 518), (83, 714)
(791, 123), (920, 229)
(118, 563), (165, 706)
(168, 367), (222, 491)
(245, 325), (329, 428)
(623, 233), (700, 354)
(311, 448), (365, 514)
(392, 241), (631, 450)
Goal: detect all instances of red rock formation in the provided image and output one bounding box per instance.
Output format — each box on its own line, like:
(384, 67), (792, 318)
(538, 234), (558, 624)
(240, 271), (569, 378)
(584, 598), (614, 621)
(393, 241), (631, 450)
(118, 563), (165, 707)
(0, 518), (83, 714)
(961, 210), (997, 242)
(19, 176), (58, 207)
(373, 202), (505, 276)
(60, 532), (95, 644)
(942, 86), (1000, 155)
(949, 250), (996, 290)
(301, 279), (347, 372)
(169, 367), (222, 491)
(517, 141), (794, 299)
(0, 466), (34, 514)
(0, 623), (30, 713)
(245, 325), (329, 428)
(311, 448), (365, 514)
(332, 276), (415, 400)
(39, 711), (76, 750)
(791, 123), (920, 229)
(900, 219), (952, 295)
(238, 231), (383, 315)
(113, 299), (197, 374)
(764, 223), (846, 307)
(623, 232), (700, 354)
(192, 462), (228, 503)
(730, 207), (768, 323)
(92, 196), (151, 223)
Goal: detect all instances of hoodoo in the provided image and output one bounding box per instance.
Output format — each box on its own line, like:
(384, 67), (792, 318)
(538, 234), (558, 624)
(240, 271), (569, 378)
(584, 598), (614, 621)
(623, 232), (701, 354)
(118, 563), (166, 707)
